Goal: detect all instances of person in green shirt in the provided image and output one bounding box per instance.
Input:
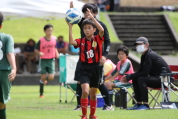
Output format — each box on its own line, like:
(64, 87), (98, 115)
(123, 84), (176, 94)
(0, 12), (16, 119)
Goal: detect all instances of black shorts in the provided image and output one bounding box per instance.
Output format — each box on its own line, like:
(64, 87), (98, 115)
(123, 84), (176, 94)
(76, 62), (102, 88)
(74, 60), (82, 81)
(74, 60), (104, 86)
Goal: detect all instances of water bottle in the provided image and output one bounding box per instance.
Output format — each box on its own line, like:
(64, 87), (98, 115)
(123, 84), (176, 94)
(119, 88), (127, 109)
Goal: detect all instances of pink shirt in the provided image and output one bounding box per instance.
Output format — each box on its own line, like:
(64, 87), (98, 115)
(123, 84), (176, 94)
(40, 36), (56, 59)
(117, 59), (134, 83)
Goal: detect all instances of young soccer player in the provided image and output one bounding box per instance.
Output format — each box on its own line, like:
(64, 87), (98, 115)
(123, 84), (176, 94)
(104, 46), (134, 104)
(0, 12), (16, 119)
(66, 8), (104, 119)
(70, 2), (113, 111)
(34, 24), (59, 98)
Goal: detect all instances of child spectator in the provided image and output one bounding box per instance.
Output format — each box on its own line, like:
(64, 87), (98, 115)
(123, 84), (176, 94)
(104, 46), (134, 104)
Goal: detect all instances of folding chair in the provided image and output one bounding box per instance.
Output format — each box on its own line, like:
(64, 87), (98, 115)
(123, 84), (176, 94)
(148, 87), (162, 108)
(160, 69), (178, 102)
(169, 65), (178, 86)
(148, 66), (178, 109)
(59, 54), (79, 103)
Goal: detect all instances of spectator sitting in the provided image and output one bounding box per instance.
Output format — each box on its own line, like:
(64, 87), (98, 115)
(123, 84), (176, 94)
(104, 46), (134, 104)
(56, 36), (68, 54)
(19, 39), (38, 73)
(120, 37), (172, 110)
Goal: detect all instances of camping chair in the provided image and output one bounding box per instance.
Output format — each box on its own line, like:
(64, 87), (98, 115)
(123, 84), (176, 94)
(148, 66), (178, 109)
(59, 54), (79, 103)
(148, 87), (162, 108)
(170, 65), (178, 86)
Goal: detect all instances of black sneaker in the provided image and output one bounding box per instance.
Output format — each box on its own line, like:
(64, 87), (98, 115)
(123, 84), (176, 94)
(126, 104), (140, 110)
(73, 105), (81, 111)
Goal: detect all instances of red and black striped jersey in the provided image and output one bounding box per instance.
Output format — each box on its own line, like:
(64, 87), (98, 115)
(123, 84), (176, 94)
(75, 34), (104, 63)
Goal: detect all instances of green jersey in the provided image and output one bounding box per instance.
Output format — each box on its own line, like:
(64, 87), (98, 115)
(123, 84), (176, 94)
(0, 33), (14, 70)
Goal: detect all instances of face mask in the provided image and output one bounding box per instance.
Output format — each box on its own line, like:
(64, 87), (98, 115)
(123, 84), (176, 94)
(136, 45), (145, 53)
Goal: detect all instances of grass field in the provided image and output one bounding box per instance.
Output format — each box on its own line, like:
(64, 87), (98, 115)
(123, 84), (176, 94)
(7, 85), (178, 119)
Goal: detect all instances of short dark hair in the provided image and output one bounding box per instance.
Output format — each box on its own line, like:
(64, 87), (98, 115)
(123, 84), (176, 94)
(27, 38), (36, 45)
(82, 3), (98, 14)
(58, 36), (63, 39)
(117, 46), (129, 56)
(82, 19), (96, 29)
(44, 24), (53, 31)
(0, 12), (3, 25)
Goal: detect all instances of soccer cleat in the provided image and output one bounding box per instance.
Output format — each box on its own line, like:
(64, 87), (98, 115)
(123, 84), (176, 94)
(80, 115), (88, 119)
(134, 105), (150, 110)
(89, 115), (98, 119)
(102, 104), (114, 111)
(126, 104), (140, 110)
(39, 95), (44, 98)
(74, 105), (81, 111)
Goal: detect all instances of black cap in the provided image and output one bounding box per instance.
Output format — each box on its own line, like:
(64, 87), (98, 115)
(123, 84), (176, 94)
(134, 37), (149, 45)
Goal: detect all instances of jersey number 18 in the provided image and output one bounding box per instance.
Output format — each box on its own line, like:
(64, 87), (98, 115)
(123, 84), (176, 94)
(86, 50), (94, 58)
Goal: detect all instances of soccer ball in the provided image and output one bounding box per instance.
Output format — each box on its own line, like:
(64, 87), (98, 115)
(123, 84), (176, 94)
(66, 8), (82, 24)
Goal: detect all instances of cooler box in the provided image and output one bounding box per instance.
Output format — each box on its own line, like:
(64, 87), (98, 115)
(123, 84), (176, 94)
(97, 93), (105, 108)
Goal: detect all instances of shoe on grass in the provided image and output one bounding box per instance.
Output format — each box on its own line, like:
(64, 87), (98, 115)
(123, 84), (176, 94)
(102, 104), (114, 111)
(134, 105), (150, 110)
(74, 105), (81, 111)
(89, 115), (98, 119)
(126, 104), (140, 110)
(80, 115), (88, 119)
(39, 95), (44, 98)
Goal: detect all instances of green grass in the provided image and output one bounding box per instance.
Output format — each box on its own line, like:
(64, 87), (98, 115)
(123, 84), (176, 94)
(7, 85), (178, 119)
(1, 18), (81, 43)
(168, 12), (178, 33)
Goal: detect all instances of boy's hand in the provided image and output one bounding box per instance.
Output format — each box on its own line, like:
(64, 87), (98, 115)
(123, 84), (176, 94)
(120, 75), (127, 83)
(56, 53), (59, 59)
(99, 56), (106, 65)
(66, 19), (73, 27)
(39, 52), (44, 56)
(70, 1), (74, 8)
(8, 69), (16, 82)
(86, 8), (94, 19)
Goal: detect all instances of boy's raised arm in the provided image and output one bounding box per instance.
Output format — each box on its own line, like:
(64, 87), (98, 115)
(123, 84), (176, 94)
(86, 8), (104, 38)
(66, 21), (77, 46)
(70, 1), (74, 8)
